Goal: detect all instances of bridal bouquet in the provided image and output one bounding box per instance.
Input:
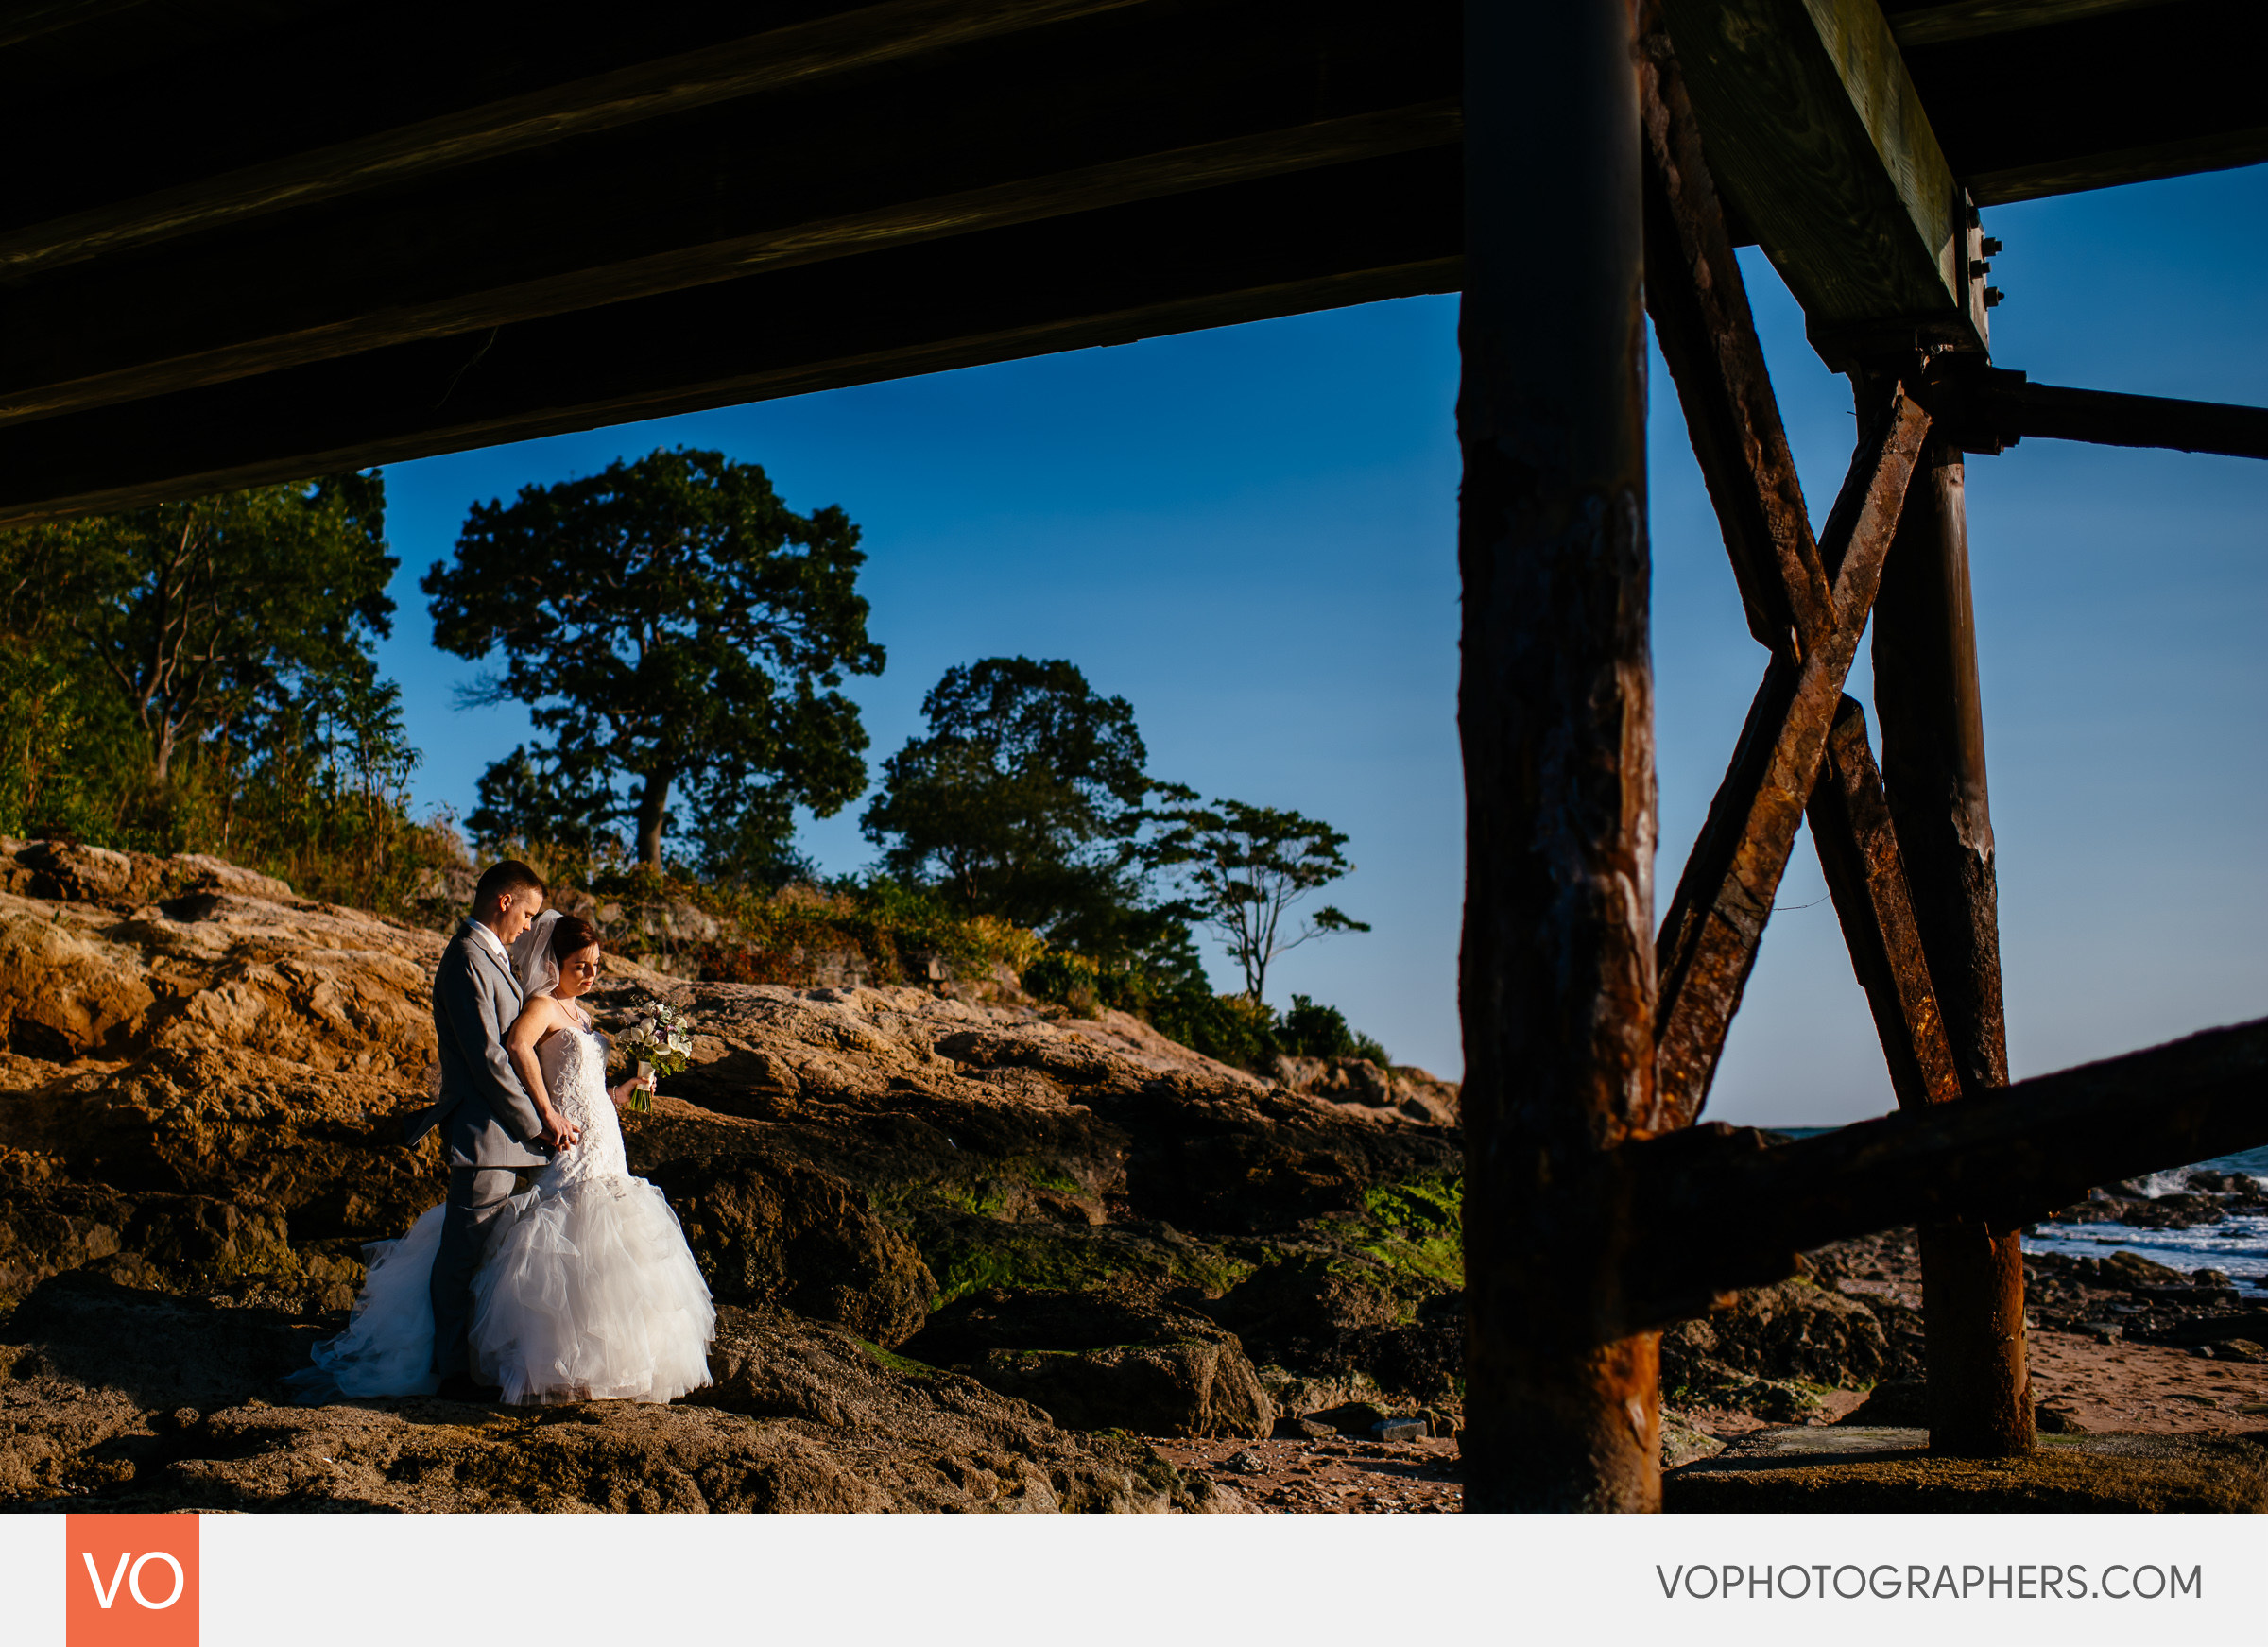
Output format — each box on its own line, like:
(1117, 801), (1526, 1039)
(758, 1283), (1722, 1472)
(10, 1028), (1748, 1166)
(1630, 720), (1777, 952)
(616, 1000), (695, 1113)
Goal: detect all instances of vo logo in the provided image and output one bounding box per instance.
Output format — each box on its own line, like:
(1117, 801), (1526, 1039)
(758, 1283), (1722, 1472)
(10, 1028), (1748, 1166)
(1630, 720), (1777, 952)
(65, 1516), (198, 1646)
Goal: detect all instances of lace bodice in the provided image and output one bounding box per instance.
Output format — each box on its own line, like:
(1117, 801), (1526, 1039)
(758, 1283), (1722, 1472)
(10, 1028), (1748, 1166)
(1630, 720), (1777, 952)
(535, 1012), (627, 1187)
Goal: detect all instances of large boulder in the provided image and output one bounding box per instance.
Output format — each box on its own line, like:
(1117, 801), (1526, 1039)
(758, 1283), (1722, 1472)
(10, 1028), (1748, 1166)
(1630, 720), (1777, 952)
(0, 913), (155, 1060)
(1272, 1055), (1462, 1126)
(1661, 1277), (1915, 1398)
(642, 1148), (934, 1346)
(903, 1289), (1275, 1439)
(1208, 1259), (1401, 1344)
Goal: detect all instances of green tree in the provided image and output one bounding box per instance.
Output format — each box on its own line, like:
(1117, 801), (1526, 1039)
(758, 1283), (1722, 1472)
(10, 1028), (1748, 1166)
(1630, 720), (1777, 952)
(860, 656), (1152, 935)
(0, 476), (443, 905)
(1280, 992), (1391, 1069)
(1139, 795), (1370, 1004)
(0, 643), (92, 838)
(16, 474), (396, 783)
(424, 447), (885, 871)
(464, 745), (621, 858)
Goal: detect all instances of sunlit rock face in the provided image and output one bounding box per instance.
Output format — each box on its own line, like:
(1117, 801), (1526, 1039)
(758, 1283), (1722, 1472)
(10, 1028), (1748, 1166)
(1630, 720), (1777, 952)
(0, 839), (1461, 1511)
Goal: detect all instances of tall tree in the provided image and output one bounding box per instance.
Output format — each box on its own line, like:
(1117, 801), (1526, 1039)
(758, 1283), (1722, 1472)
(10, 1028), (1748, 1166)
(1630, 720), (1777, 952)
(425, 447), (884, 870)
(860, 657), (1152, 934)
(1139, 795), (1369, 1003)
(9, 473), (396, 783)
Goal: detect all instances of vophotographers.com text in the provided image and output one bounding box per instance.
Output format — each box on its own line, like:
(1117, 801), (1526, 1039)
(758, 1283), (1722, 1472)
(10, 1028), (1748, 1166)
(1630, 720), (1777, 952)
(1657, 1563), (2202, 1601)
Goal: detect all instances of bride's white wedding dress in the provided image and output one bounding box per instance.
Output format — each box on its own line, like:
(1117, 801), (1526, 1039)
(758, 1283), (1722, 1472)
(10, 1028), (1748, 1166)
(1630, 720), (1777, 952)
(306, 1004), (714, 1404)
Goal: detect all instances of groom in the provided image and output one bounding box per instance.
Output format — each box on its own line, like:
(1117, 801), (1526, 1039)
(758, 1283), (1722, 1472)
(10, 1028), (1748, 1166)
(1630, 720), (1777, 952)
(404, 859), (580, 1398)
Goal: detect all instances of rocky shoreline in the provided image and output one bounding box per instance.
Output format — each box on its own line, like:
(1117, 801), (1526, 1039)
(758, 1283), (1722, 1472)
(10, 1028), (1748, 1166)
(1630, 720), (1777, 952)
(0, 838), (1462, 1511)
(2, 835), (2261, 1513)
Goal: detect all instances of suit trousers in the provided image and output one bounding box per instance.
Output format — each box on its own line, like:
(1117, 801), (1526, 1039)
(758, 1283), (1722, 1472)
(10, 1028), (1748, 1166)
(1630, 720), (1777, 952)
(429, 1165), (518, 1380)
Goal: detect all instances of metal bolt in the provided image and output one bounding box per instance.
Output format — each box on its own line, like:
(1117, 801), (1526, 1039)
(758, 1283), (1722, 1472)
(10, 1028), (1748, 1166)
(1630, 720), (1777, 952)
(1980, 237), (2003, 256)
(1970, 259), (1992, 280)
(1984, 287), (2004, 308)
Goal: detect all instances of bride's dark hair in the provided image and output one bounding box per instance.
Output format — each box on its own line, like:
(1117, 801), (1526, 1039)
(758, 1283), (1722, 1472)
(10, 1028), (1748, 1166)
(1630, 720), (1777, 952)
(548, 913), (603, 961)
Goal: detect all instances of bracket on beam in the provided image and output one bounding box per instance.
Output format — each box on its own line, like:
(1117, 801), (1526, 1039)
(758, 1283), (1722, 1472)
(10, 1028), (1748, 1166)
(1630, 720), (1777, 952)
(1661, 0), (1992, 368)
(1925, 361), (2268, 459)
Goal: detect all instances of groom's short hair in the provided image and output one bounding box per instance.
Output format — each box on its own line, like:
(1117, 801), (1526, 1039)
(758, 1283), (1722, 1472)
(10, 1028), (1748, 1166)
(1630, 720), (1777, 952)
(472, 860), (547, 914)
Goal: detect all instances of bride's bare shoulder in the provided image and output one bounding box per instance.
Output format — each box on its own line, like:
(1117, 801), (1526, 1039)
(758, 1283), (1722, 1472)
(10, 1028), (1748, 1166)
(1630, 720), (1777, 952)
(507, 993), (569, 1046)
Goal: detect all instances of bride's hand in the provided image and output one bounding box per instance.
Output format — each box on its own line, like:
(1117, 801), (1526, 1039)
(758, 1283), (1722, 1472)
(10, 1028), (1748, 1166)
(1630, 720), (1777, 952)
(537, 1107), (579, 1150)
(608, 1072), (657, 1107)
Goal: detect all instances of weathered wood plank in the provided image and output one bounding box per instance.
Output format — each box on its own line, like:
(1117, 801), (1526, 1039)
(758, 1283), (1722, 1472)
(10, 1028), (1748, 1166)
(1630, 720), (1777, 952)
(1623, 1015), (2268, 1323)
(0, 148), (1461, 527)
(1887, 0), (2181, 47)
(1808, 694), (1965, 1109)
(1654, 390), (1933, 1128)
(0, 0), (146, 54)
(1903, 1), (2268, 205)
(0, 107), (1460, 429)
(1966, 128), (2268, 206)
(0, 0), (1153, 277)
(0, 1), (1457, 426)
(1660, 0), (1986, 363)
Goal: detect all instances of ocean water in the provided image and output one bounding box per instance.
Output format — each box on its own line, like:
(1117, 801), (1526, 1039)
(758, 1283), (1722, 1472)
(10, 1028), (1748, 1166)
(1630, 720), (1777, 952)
(1773, 1133), (2268, 1299)
(2019, 1144), (2268, 1298)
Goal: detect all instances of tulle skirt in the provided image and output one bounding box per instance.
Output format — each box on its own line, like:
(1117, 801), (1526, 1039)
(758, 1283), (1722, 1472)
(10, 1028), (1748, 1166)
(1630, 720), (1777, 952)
(469, 1175), (716, 1405)
(295, 1175), (715, 1406)
(299, 1207), (447, 1398)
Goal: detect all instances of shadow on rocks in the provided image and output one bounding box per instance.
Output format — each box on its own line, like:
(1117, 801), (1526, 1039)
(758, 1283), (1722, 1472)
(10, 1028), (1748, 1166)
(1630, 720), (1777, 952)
(1, 1283), (1242, 1513)
(2, 1269), (324, 1411)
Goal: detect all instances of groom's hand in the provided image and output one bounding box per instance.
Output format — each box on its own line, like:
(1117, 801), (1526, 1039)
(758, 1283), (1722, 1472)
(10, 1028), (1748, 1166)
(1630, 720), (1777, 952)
(538, 1111), (580, 1151)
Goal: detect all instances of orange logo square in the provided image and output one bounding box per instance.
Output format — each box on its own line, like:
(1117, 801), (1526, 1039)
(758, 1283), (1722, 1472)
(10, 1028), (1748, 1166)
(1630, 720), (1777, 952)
(65, 1515), (198, 1647)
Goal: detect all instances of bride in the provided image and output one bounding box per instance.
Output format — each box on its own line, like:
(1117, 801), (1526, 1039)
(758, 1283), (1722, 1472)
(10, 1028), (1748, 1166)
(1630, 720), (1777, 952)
(302, 911), (714, 1404)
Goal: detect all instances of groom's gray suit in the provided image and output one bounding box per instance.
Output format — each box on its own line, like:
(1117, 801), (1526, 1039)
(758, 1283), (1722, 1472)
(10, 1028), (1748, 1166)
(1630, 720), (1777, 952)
(404, 919), (551, 1381)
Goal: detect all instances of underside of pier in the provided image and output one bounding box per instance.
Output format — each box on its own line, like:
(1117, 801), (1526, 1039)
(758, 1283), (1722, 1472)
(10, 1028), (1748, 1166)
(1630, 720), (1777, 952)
(4, 0), (2264, 1509)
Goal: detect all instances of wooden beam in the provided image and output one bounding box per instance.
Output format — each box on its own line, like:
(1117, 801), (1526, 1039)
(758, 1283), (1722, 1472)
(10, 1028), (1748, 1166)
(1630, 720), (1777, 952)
(1965, 129), (2268, 208)
(1899, 0), (2268, 205)
(0, 0), (147, 54)
(1654, 390), (1933, 1127)
(1865, 406), (2031, 1456)
(0, 0), (1151, 276)
(1643, 34), (2027, 1450)
(1808, 695), (1965, 1109)
(1459, 0), (1658, 1514)
(1641, 38), (1957, 1128)
(0, 148), (1461, 526)
(1640, 31), (1831, 654)
(1886, 0), (2181, 47)
(1623, 1015), (2268, 1323)
(1659, 0), (1988, 365)
(0, 1), (1457, 427)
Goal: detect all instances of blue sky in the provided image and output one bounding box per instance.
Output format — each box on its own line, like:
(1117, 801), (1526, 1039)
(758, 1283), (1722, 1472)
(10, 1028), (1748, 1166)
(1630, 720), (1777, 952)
(370, 162), (2266, 1124)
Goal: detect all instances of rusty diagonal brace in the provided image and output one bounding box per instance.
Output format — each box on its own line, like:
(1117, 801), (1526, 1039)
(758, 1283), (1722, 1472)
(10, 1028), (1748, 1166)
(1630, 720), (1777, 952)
(1639, 25), (1954, 1131)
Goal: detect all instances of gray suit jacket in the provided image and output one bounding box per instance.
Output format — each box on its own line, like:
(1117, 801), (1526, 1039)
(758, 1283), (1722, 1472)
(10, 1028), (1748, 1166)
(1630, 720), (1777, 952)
(404, 921), (551, 1170)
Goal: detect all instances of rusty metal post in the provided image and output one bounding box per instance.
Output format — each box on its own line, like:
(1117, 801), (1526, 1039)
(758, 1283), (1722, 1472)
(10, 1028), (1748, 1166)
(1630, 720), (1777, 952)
(1867, 419), (2036, 1457)
(1459, 0), (1660, 1512)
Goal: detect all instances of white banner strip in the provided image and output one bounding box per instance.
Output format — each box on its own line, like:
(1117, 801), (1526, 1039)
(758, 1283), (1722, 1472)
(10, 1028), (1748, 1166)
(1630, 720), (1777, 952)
(9, 1511), (2260, 1647)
